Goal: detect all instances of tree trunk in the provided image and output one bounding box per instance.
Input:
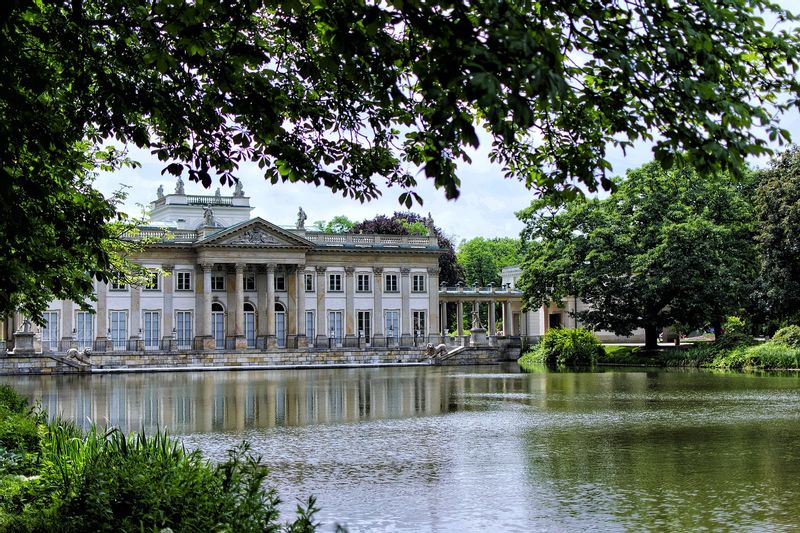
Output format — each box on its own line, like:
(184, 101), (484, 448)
(713, 319), (723, 341)
(644, 325), (659, 350)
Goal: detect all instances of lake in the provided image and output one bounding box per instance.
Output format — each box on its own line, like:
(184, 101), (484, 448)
(5, 365), (800, 531)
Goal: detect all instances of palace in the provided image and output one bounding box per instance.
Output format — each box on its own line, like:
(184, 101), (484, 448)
(4, 180), (452, 354)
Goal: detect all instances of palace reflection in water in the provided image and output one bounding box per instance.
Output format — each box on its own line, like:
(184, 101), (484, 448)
(5, 366), (527, 434)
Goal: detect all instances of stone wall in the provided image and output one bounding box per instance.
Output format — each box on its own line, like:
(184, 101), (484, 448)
(0, 346), (508, 375)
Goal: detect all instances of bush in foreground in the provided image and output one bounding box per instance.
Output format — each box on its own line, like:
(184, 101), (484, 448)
(520, 328), (604, 367)
(0, 385), (319, 532)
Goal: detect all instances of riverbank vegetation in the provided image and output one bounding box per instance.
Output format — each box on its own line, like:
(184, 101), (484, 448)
(0, 386), (318, 532)
(519, 327), (800, 371)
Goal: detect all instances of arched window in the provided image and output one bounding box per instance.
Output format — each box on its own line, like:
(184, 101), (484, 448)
(211, 302), (225, 349)
(274, 302), (286, 348)
(244, 302), (256, 348)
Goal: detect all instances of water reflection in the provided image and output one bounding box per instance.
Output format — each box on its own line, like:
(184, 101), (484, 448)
(2, 365), (527, 433)
(5, 367), (800, 531)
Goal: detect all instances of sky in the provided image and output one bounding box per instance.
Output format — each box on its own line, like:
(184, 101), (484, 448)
(93, 1), (800, 245)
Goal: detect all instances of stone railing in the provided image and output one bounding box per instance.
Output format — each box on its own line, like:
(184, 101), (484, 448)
(439, 285), (522, 295)
(124, 228), (198, 242)
(186, 195), (233, 206)
(305, 233), (438, 248)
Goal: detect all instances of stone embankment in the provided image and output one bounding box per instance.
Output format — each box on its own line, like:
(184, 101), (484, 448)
(0, 346), (509, 375)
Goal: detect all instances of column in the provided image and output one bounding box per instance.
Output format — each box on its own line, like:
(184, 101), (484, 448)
(287, 265), (297, 337)
(266, 264), (276, 347)
(129, 287), (141, 340)
(372, 267), (383, 337)
(456, 300), (464, 336)
(473, 300), (480, 329)
(296, 265), (306, 347)
(489, 300), (496, 336)
(61, 300), (74, 344)
(441, 301), (448, 335)
(234, 263), (246, 349)
(345, 266), (355, 336)
(315, 266), (326, 344)
(96, 281), (108, 343)
(427, 267), (440, 338)
(501, 300), (508, 335)
(198, 263), (213, 349)
(162, 265), (174, 340)
(506, 301), (515, 335)
(400, 267), (411, 336)
(256, 265), (267, 336)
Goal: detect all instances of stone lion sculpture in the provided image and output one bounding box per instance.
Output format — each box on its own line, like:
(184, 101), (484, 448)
(426, 343), (448, 357)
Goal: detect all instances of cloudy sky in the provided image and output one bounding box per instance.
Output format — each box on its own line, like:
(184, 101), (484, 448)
(94, 4), (800, 245)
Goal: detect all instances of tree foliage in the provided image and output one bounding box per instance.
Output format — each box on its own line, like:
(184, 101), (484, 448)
(517, 162), (758, 348)
(311, 216), (356, 234)
(456, 237), (521, 287)
(3, 0), (799, 320)
(352, 212), (462, 285)
(753, 147), (800, 324)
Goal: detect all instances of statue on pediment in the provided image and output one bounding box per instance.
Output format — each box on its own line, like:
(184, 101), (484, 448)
(157, 184), (164, 199)
(233, 180), (244, 197)
(296, 207), (307, 229)
(203, 206), (215, 226)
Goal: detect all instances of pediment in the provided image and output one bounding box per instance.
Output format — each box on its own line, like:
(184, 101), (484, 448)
(196, 218), (313, 248)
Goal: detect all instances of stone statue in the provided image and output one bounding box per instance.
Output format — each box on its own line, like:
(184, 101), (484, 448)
(214, 187), (221, 199)
(233, 180), (244, 197)
(175, 176), (185, 195)
(426, 212), (435, 235)
(471, 308), (481, 329)
(157, 184), (164, 199)
(203, 206), (215, 226)
(296, 207), (307, 229)
(17, 320), (32, 334)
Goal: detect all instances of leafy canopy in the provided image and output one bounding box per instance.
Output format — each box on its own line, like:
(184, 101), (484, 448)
(517, 161), (758, 348)
(2, 0), (799, 320)
(456, 237), (522, 287)
(753, 146), (800, 324)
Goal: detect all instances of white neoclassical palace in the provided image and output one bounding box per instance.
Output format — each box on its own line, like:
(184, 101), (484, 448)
(13, 180), (453, 353)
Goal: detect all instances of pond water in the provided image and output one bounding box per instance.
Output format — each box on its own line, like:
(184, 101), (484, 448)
(5, 365), (800, 531)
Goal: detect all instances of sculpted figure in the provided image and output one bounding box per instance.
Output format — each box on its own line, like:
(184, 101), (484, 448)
(296, 207), (307, 229)
(175, 176), (185, 195)
(203, 206), (215, 226)
(157, 184), (164, 199)
(233, 180), (244, 197)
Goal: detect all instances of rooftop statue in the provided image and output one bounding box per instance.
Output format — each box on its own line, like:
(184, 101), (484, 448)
(157, 184), (164, 199)
(233, 180), (245, 197)
(296, 207), (307, 229)
(175, 176), (185, 195)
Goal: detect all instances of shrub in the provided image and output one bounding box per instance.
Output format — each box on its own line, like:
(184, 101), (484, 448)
(771, 325), (800, 348)
(0, 386), (29, 414)
(723, 316), (746, 336)
(536, 328), (604, 367)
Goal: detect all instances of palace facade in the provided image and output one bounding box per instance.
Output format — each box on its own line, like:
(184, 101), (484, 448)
(5, 181), (448, 353)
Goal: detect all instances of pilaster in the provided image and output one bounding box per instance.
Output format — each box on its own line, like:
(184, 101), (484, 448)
(427, 267), (440, 336)
(315, 266), (326, 345)
(266, 264), (276, 347)
(372, 267), (383, 336)
(162, 265), (174, 339)
(400, 267), (411, 336)
(345, 266), (355, 335)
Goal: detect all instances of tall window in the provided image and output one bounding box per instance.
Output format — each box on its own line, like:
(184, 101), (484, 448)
(143, 311), (160, 349)
(175, 311), (192, 349)
(41, 311), (59, 351)
(110, 311), (127, 350)
(384, 274), (398, 292)
(412, 274), (426, 292)
(356, 273), (371, 292)
(328, 273), (342, 292)
(211, 303), (225, 349)
(244, 272), (256, 291)
(357, 310), (371, 341)
(176, 271), (192, 291)
(413, 311), (427, 337)
(384, 310), (400, 339)
(144, 271), (160, 291)
(275, 273), (286, 291)
(327, 310), (343, 345)
(305, 311), (315, 346)
(110, 280), (127, 291)
(275, 303), (286, 348)
(211, 274), (225, 291)
(76, 311), (93, 350)
(244, 302), (256, 348)
(305, 273), (314, 292)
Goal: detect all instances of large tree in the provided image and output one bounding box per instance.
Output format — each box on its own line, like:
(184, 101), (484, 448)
(3, 0), (799, 321)
(352, 212), (462, 285)
(754, 147), (800, 325)
(517, 162), (758, 349)
(456, 237), (521, 287)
